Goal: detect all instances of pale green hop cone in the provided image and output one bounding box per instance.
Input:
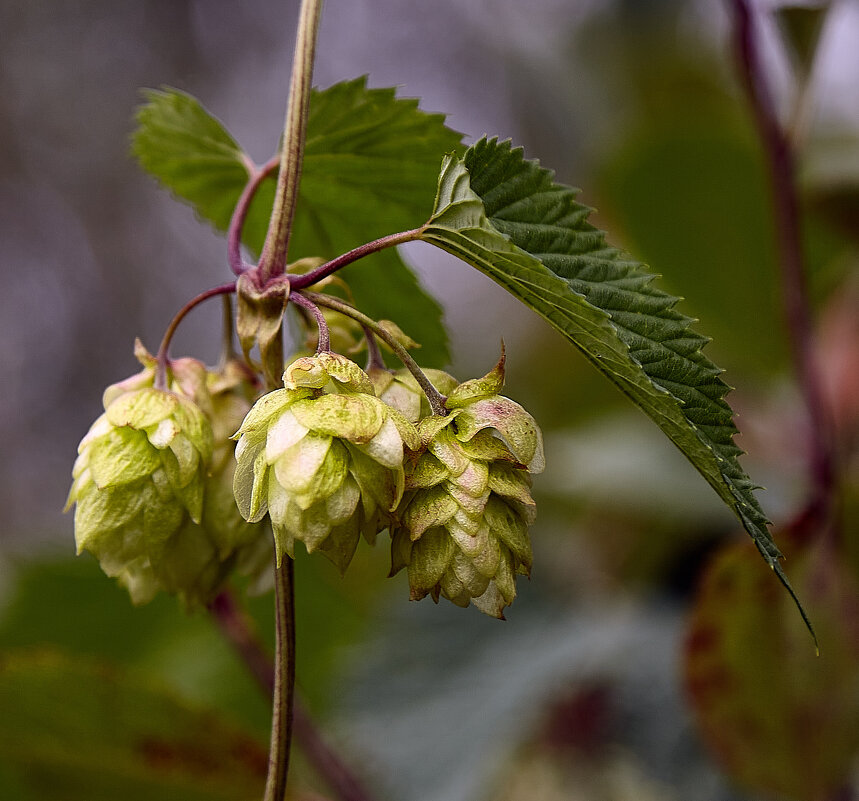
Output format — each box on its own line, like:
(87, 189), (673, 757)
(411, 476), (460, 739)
(389, 354), (544, 618)
(233, 352), (420, 573)
(68, 380), (213, 599)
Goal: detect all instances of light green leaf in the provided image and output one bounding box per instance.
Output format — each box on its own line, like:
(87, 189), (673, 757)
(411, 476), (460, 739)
(131, 79), (461, 366)
(420, 138), (811, 632)
(0, 649), (266, 800)
(131, 88), (249, 229)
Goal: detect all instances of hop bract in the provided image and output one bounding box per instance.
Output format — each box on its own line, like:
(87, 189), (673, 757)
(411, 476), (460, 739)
(233, 352), (420, 573)
(390, 356), (544, 617)
(370, 366), (459, 423)
(68, 376), (213, 599)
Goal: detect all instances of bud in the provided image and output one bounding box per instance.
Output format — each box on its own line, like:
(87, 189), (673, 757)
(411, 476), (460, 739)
(68, 382), (213, 600)
(389, 354), (544, 617)
(233, 352), (420, 573)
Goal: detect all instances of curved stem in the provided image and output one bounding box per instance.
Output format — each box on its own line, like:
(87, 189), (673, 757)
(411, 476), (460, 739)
(263, 554), (296, 801)
(228, 156), (280, 276)
(729, 0), (837, 525)
(154, 281), (238, 390)
(208, 591), (375, 801)
(302, 290), (448, 415)
(290, 291), (330, 353)
(363, 325), (386, 371)
(259, 0), (324, 281)
(291, 229), (424, 290)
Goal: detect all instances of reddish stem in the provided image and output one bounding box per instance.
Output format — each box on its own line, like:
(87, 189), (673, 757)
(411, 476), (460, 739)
(291, 291), (331, 353)
(154, 281), (238, 389)
(729, 0), (836, 523)
(290, 229), (424, 289)
(228, 156), (280, 277)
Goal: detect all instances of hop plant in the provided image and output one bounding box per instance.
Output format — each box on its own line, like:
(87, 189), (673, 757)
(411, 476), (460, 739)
(370, 365), (459, 423)
(233, 352), (420, 573)
(389, 356), (544, 618)
(67, 359), (213, 602)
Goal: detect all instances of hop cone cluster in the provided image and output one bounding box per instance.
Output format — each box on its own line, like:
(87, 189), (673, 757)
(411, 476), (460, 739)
(389, 357), (544, 617)
(68, 344), (266, 606)
(233, 352), (419, 573)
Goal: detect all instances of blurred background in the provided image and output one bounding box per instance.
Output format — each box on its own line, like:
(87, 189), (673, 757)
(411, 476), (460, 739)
(1, 1), (858, 799)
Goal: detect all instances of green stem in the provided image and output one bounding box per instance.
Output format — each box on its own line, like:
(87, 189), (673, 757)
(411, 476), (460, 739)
(258, 0), (324, 281)
(263, 553), (296, 801)
(301, 290), (448, 415)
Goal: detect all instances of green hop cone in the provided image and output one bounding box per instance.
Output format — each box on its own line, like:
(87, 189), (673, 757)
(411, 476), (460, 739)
(389, 354), (544, 618)
(68, 375), (213, 600)
(233, 352), (420, 573)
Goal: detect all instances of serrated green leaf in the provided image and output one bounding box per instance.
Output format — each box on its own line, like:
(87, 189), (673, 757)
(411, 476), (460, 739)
(131, 88), (249, 229)
(0, 649), (266, 800)
(420, 138), (812, 634)
(131, 79), (461, 367)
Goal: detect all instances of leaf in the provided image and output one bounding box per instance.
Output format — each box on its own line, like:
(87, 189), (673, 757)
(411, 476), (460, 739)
(685, 538), (859, 800)
(420, 138), (811, 631)
(131, 88), (249, 230)
(0, 649), (266, 800)
(131, 79), (462, 367)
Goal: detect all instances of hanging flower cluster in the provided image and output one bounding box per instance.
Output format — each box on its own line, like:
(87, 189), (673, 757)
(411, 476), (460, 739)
(68, 283), (544, 616)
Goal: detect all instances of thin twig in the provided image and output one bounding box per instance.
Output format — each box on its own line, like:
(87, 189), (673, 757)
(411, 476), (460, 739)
(228, 156), (281, 276)
(729, 0), (836, 526)
(291, 291), (331, 353)
(290, 229), (425, 289)
(303, 290), (448, 415)
(154, 281), (238, 390)
(208, 591), (375, 801)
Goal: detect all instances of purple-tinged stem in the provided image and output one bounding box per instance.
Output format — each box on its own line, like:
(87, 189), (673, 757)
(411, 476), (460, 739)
(729, 0), (836, 525)
(363, 325), (386, 371)
(208, 591), (375, 801)
(154, 281), (238, 390)
(290, 229), (424, 289)
(228, 156), (281, 277)
(291, 291), (330, 353)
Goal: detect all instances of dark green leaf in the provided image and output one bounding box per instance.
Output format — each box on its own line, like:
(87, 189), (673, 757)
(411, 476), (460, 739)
(0, 649), (266, 800)
(131, 79), (461, 366)
(420, 138), (811, 632)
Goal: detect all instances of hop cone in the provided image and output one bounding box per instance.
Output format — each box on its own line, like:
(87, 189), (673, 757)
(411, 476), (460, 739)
(68, 344), (267, 606)
(233, 352), (419, 573)
(390, 356), (544, 617)
(68, 363), (213, 601)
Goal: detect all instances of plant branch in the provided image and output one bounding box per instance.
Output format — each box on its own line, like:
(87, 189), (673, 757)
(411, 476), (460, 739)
(154, 281), (238, 390)
(259, 0), (324, 281)
(729, 0), (836, 522)
(208, 591), (375, 801)
(229, 156), (280, 276)
(290, 291), (330, 353)
(263, 553), (296, 801)
(302, 290), (448, 415)
(291, 229), (424, 289)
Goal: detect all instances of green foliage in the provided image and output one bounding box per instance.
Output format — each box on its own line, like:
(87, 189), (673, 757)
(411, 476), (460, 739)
(131, 79), (461, 366)
(421, 138), (810, 628)
(0, 650), (266, 800)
